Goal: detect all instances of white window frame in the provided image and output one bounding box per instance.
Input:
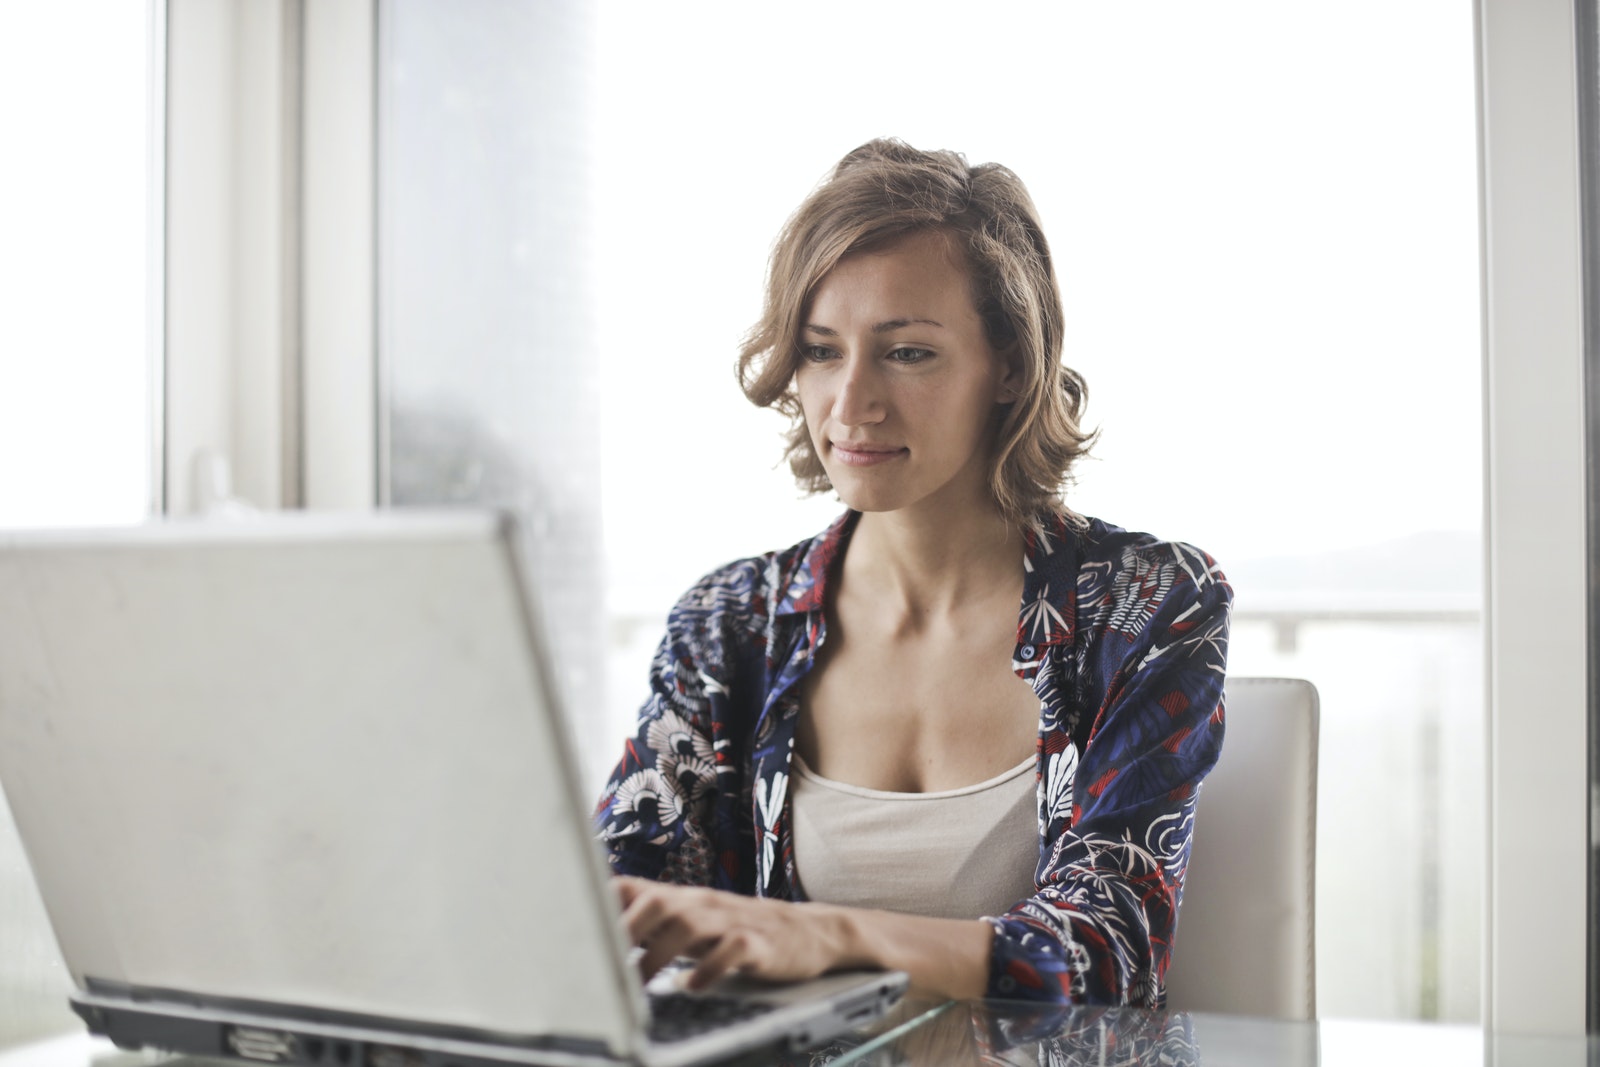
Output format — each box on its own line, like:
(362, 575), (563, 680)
(1477, 0), (1592, 1037)
(301, 0), (375, 510)
(164, 0), (372, 515)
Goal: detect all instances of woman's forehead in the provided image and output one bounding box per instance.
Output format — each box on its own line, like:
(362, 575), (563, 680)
(806, 232), (979, 322)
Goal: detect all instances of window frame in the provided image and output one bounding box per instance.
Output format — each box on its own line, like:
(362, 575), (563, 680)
(163, 0), (373, 516)
(1476, 0), (1593, 1036)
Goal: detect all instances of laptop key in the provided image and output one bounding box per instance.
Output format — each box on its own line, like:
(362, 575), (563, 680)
(647, 993), (776, 1043)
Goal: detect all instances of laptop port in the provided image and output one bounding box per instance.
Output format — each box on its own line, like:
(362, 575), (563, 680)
(226, 1025), (300, 1062)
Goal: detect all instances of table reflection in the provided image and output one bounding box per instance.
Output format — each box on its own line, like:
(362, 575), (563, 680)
(771, 998), (1600, 1067)
(771, 999), (1211, 1067)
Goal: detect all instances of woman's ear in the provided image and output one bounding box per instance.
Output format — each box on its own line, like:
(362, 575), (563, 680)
(993, 344), (1025, 403)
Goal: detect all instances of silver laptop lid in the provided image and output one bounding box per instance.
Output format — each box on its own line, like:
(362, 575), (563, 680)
(0, 511), (644, 1055)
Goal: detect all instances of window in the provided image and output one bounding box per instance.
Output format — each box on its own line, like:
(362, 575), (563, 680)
(379, 0), (604, 764)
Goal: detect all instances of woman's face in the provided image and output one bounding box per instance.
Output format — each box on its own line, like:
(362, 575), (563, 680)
(795, 230), (1017, 521)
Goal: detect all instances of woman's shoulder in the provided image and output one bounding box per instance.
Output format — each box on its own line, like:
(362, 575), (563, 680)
(1077, 516), (1226, 578)
(664, 514), (850, 633)
(1035, 513), (1232, 629)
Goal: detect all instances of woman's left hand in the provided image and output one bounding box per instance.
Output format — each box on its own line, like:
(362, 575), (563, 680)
(615, 876), (858, 990)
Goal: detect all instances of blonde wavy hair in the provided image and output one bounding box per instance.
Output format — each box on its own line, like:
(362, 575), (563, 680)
(737, 138), (1096, 528)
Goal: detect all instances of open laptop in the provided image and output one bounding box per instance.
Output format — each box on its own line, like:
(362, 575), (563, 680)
(0, 511), (906, 1067)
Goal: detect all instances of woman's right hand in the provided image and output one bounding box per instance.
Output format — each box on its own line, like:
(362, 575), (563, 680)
(615, 876), (856, 990)
(613, 876), (995, 999)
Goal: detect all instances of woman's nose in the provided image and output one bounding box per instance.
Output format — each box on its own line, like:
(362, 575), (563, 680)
(832, 356), (885, 426)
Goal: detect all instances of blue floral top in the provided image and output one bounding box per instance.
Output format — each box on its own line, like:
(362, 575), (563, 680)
(594, 510), (1231, 1006)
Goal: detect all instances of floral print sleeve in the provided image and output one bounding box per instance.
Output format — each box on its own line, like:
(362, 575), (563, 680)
(985, 525), (1231, 1006)
(593, 534), (827, 895)
(593, 560), (765, 892)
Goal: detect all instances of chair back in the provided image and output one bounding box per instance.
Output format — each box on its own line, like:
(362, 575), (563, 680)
(1164, 676), (1319, 1020)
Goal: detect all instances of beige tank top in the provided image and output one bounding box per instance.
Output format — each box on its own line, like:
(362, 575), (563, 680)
(789, 752), (1039, 921)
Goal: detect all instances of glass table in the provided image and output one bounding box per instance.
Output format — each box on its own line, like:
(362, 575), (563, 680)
(0, 999), (1594, 1067)
(784, 997), (1595, 1067)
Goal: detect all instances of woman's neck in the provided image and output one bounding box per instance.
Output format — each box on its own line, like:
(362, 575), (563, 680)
(842, 504), (1025, 619)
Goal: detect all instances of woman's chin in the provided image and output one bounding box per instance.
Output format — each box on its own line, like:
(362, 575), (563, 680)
(824, 477), (906, 516)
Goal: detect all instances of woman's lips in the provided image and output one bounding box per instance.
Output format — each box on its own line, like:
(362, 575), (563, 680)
(831, 443), (907, 467)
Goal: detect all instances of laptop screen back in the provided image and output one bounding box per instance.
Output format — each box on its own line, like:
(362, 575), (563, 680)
(0, 512), (640, 1051)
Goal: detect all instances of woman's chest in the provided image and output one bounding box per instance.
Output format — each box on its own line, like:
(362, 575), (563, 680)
(793, 624), (1042, 794)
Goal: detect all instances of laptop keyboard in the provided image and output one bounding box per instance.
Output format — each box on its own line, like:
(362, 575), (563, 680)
(646, 992), (777, 1044)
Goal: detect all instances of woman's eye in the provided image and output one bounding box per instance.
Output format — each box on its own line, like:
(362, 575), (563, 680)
(888, 347), (935, 364)
(801, 344), (837, 363)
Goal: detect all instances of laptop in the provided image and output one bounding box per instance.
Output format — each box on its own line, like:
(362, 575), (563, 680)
(0, 511), (906, 1067)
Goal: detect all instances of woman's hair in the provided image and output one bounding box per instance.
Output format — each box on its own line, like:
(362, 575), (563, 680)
(737, 138), (1096, 528)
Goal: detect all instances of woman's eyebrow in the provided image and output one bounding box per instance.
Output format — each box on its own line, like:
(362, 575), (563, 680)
(802, 318), (946, 336)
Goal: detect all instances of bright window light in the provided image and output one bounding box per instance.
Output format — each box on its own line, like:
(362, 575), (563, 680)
(0, 3), (156, 529)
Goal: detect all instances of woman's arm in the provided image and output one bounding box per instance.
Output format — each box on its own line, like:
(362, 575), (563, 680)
(984, 541), (1232, 1005)
(616, 876), (994, 998)
(596, 561), (766, 890)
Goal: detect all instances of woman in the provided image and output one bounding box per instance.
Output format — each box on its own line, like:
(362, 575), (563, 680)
(595, 139), (1231, 1007)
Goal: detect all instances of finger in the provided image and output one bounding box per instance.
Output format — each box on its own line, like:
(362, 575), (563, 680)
(688, 930), (758, 991)
(622, 881), (705, 947)
(638, 918), (724, 982)
(613, 875), (651, 909)
(637, 934), (692, 982)
(620, 887), (671, 947)
(620, 881), (709, 935)
(627, 897), (719, 978)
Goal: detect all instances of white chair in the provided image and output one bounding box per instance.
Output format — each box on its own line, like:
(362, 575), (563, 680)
(1163, 677), (1319, 1020)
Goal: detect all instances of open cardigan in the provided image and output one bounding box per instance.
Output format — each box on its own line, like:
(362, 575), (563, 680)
(594, 510), (1232, 1006)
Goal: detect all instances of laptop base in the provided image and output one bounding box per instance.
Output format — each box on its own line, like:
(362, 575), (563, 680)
(73, 989), (622, 1067)
(72, 971), (908, 1067)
